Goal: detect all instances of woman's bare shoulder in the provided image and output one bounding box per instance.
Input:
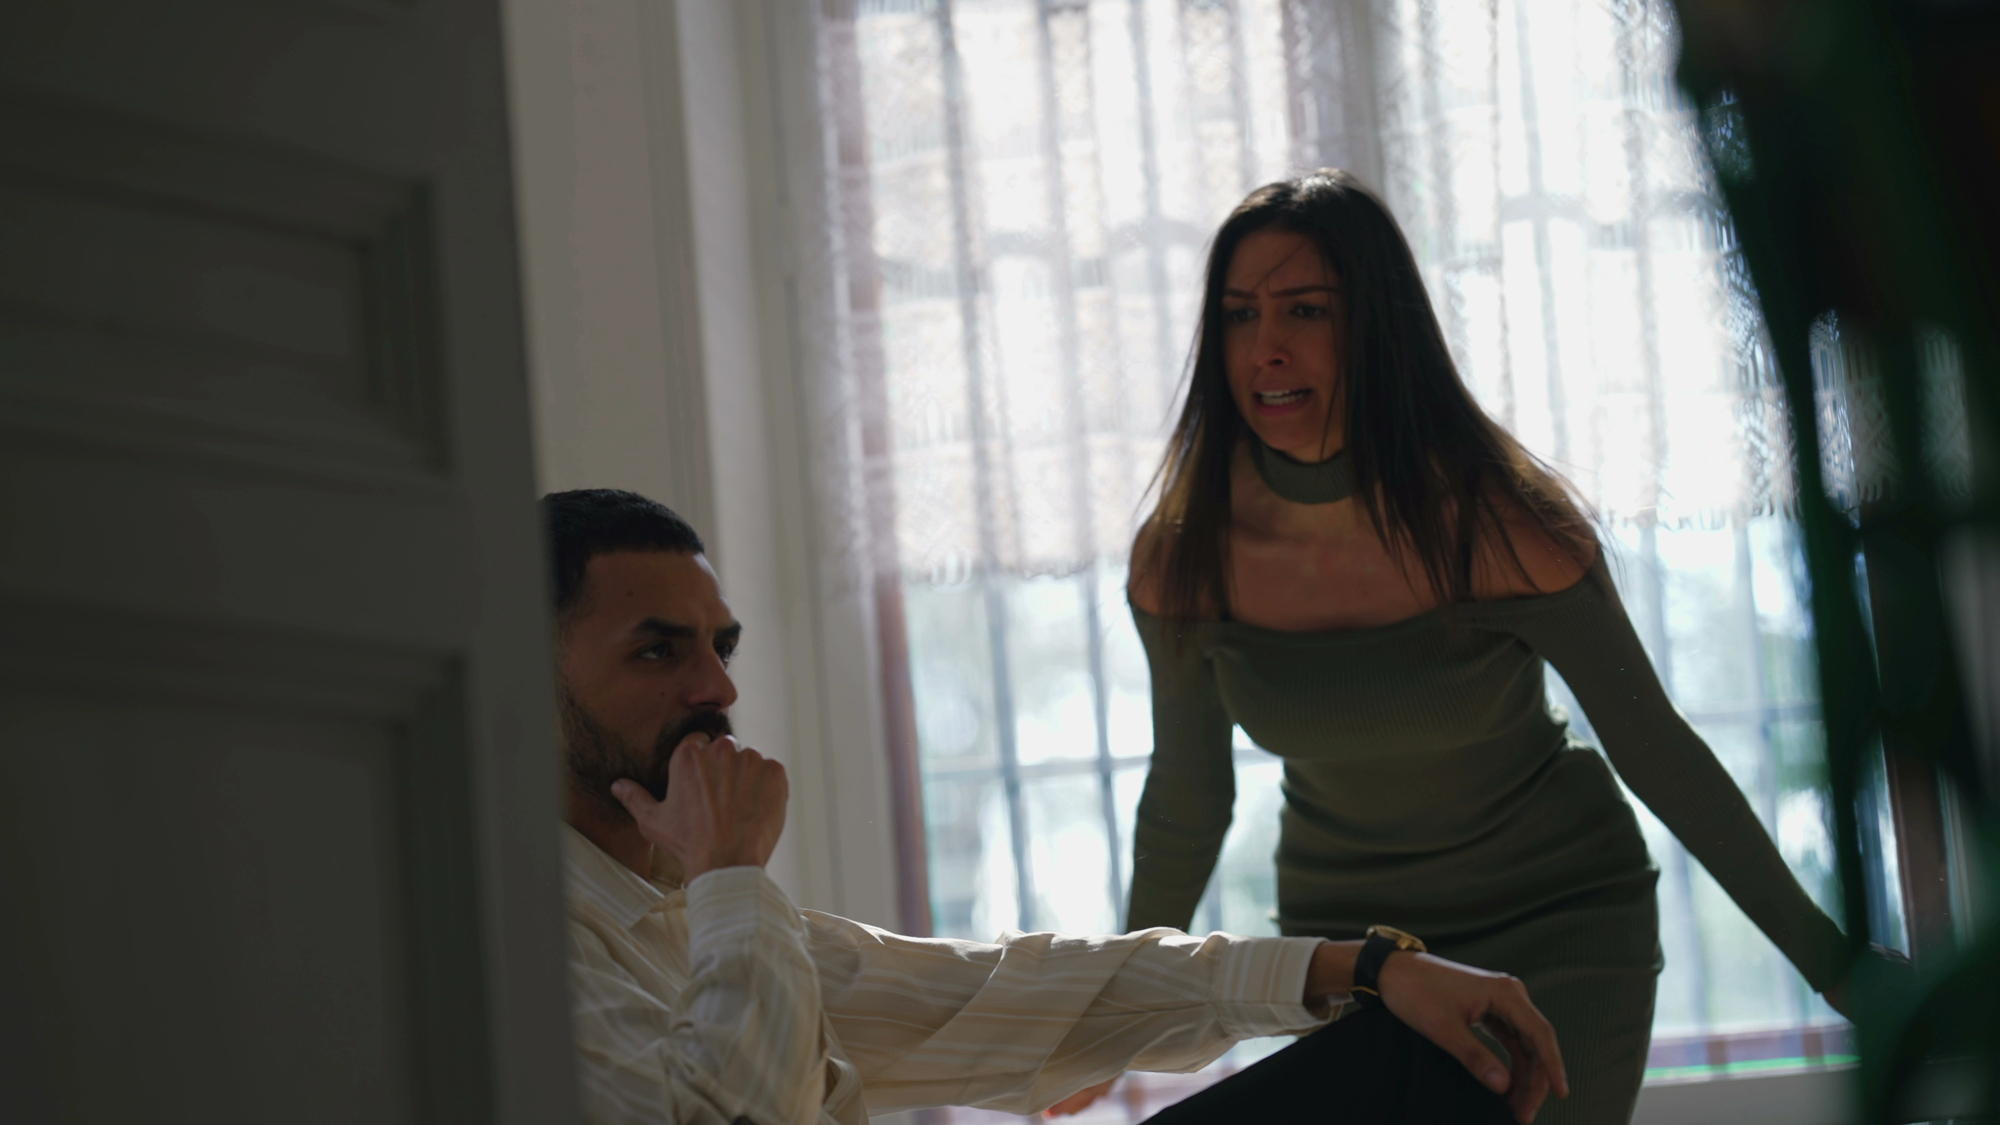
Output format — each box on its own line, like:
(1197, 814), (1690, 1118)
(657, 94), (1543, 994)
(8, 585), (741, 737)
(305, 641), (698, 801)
(1472, 502), (1598, 599)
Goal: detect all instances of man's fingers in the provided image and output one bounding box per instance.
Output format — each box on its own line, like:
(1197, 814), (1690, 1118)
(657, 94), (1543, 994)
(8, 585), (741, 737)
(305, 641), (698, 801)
(1508, 1065), (1549, 1124)
(609, 778), (659, 818)
(1487, 1022), (1548, 1123)
(1428, 1021), (1511, 1095)
(1490, 987), (1568, 1099)
(1042, 1077), (1117, 1118)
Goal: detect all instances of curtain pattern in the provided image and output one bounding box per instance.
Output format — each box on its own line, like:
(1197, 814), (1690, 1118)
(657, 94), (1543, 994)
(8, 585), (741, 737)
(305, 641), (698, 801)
(792, 0), (1886, 1077)
(1372, 0), (1799, 528)
(845, 0), (1302, 585)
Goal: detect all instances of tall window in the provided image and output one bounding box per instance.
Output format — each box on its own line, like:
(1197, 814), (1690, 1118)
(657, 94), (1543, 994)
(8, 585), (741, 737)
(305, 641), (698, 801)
(803, 0), (1908, 1110)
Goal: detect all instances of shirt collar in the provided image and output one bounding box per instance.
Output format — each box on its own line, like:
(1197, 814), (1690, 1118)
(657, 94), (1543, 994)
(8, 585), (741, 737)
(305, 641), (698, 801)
(561, 823), (674, 930)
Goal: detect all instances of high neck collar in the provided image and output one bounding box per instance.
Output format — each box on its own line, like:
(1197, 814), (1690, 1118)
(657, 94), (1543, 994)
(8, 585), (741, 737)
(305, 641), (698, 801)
(1250, 438), (1356, 504)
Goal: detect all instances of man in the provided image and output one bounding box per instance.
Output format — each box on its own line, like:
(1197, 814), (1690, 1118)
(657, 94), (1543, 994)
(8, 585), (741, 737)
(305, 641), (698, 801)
(547, 488), (1568, 1125)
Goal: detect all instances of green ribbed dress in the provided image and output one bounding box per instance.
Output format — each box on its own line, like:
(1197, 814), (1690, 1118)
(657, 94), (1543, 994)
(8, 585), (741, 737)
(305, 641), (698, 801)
(1126, 443), (1849, 1125)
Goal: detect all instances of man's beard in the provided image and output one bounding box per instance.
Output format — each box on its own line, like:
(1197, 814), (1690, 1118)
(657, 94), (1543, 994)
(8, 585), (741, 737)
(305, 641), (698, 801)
(559, 688), (732, 823)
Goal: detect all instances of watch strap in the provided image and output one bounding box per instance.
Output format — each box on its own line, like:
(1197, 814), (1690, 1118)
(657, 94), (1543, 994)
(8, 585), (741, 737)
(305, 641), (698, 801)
(1350, 926), (1424, 1009)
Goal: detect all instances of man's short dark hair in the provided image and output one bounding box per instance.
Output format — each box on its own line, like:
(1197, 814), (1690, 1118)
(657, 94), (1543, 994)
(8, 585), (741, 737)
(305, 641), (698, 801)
(541, 489), (705, 618)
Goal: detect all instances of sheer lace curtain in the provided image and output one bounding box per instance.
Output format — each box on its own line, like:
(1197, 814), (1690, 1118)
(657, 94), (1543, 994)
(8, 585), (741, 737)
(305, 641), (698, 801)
(772, 0), (1886, 1086)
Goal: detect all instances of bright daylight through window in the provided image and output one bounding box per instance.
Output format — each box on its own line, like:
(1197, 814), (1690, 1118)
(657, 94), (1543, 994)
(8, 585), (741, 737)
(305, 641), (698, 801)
(813, 0), (1907, 1114)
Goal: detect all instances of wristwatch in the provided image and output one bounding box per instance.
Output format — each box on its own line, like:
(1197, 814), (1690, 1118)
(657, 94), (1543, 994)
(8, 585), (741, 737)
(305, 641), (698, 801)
(1350, 925), (1426, 1009)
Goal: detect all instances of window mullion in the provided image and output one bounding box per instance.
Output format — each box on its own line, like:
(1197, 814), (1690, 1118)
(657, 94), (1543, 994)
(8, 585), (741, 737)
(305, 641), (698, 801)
(1128, 0), (1177, 403)
(1513, 0), (1571, 464)
(936, 0), (1038, 933)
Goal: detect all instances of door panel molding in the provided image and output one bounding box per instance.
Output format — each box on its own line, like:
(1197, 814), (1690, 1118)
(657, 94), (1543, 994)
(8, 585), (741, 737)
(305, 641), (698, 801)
(0, 598), (495, 1125)
(0, 591), (450, 718)
(0, 2), (578, 1120)
(0, 85), (450, 476)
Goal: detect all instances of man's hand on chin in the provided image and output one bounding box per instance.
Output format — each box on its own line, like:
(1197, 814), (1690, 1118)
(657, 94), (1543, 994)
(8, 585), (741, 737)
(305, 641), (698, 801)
(611, 733), (789, 879)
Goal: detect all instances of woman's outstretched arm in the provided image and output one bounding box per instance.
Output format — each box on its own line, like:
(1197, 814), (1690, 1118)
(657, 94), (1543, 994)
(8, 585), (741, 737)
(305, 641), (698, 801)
(1500, 560), (1852, 993)
(1126, 601), (1238, 933)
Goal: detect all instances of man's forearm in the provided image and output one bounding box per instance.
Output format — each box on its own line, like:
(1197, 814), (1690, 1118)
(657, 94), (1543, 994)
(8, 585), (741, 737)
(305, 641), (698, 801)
(825, 925), (1331, 1115)
(1303, 940), (1364, 1003)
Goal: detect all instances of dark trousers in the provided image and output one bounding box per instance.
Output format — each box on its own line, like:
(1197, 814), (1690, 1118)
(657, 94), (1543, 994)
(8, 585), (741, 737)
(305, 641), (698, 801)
(1141, 1007), (1516, 1124)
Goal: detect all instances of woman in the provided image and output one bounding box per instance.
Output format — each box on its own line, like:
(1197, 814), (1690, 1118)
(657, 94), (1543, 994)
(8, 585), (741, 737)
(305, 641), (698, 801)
(1121, 170), (1851, 1124)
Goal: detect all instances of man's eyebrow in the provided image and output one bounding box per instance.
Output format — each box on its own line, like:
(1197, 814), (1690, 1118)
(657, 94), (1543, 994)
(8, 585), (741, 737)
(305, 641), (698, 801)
(1223, 284), (1341, 298)
(628, 618), (743, 644)
(630, 618), (696, 640)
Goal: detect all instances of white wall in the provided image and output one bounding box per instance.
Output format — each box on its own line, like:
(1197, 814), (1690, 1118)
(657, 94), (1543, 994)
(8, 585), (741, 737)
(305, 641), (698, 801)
(502, 0), (713, 538)
(500, 0), (903, 923)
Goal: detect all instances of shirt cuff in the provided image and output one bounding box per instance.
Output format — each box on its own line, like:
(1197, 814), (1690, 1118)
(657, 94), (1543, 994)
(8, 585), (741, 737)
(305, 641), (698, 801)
(1211, 935), (1333, 1040)
(684, 866), (801, 952)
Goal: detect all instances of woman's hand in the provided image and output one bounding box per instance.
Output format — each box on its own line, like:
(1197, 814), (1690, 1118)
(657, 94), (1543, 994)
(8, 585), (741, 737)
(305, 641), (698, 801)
(1375, 950), (1569, 1124)
(1042, 1077), (1118, 1117)
(1821, 943), (1915, 1020)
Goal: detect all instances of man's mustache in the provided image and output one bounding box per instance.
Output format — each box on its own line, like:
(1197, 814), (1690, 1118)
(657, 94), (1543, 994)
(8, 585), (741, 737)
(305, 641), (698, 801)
(638, 708), (734, 799)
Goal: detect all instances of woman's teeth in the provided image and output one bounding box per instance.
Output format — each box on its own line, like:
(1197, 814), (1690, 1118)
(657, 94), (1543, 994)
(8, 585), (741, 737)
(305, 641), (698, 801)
(1256, 390), (1309, 405)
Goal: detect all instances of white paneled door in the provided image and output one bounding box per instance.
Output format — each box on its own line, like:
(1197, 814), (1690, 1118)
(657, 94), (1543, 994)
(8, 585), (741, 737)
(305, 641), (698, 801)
(0, 3), (576, 1125)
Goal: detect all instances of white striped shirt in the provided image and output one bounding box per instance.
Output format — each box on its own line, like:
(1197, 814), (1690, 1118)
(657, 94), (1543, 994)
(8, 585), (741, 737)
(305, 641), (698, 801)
(561, 825), (1333, 1124)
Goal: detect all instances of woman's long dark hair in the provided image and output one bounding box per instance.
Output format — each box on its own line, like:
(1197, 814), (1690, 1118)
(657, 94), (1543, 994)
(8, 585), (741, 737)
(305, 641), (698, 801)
(1138, 169), (1595, 623)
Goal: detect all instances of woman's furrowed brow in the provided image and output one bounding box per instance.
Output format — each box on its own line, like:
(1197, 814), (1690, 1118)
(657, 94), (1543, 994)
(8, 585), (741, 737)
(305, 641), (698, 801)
(1224, 283), (1341, 298)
